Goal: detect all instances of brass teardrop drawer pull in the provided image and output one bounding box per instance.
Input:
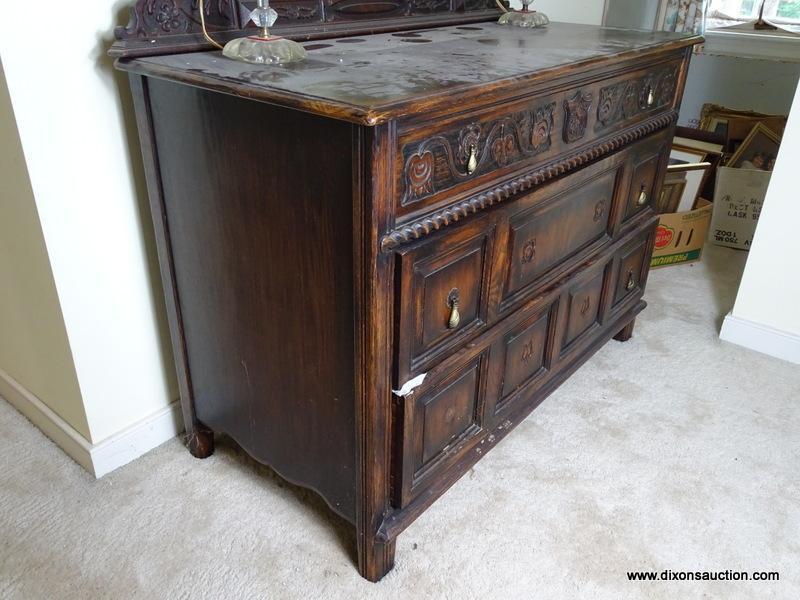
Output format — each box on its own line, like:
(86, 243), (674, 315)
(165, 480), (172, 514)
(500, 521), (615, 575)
(447, 288), (461, 329)
(637, 187), (648, 206)
(626, 270), (636, 291)
(466, 144), (477, 175)
(646, 86), (655, 107)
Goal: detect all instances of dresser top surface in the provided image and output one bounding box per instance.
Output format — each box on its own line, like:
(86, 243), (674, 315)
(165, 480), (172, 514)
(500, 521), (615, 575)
(119, 22), (700, 125)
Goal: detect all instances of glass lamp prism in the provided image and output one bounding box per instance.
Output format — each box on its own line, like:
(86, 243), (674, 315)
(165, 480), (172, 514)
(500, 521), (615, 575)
(498, 0), (550, 28)
(223, 0), (307, 64)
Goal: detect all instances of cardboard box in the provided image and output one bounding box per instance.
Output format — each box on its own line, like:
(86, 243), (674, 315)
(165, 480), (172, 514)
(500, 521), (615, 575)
(650, 199), (713, 268)
(709, 167), (771, 250)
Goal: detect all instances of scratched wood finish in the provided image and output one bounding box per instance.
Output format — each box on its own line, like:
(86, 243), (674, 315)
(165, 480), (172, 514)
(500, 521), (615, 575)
(118, 17), (698, 581)
(117, 23), (701, 125)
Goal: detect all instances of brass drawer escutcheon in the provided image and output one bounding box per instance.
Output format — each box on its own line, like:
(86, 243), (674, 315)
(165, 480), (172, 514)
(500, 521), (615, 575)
(466, 144), (477, 175)
(626, 270), (636, 291)
(447, 288), (461, 329)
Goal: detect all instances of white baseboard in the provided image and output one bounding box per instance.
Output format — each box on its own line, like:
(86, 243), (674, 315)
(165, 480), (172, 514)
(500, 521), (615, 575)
(0, 366), (95, 473)
(89, 398), (184, 478)
(0, 366), (183, 477)
(720, 314), (800, 365)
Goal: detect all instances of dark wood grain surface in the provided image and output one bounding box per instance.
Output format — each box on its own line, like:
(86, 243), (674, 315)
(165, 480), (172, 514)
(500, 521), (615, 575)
(117, 22), (700, 124)
(146, 77), (359, 522)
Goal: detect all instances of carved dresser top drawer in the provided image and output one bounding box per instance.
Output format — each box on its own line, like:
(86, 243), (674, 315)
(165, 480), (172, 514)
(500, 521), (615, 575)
(394, 57), (683, 224)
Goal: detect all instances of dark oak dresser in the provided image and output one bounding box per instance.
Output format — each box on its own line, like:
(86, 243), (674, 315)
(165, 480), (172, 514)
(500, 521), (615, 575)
(112, 1), (701, 581)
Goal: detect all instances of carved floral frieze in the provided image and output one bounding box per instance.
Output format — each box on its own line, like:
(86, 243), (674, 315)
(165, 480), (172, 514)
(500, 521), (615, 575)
(596, 65), (679, 130)
(402, 101), (555, 204)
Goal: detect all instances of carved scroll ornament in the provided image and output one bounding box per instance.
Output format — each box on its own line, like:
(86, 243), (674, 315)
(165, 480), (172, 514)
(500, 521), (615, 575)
(402, 101), (555, 204)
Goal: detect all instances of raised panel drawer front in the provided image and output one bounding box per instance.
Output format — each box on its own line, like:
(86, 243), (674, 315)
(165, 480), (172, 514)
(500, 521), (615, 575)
(395, 217), (496, 385)
(395, 349), (490, 506)
(503, 166), (618, 303)
(611, 226), (656, 314)
(623, 130), (672, 224)
(394, 56), (684, 221)
(556, 258), (613, 359)
(493, 301), (558, 416)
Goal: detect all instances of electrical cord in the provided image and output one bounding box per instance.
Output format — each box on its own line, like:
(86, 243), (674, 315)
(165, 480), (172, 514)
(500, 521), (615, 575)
(199, 0), (224, 50)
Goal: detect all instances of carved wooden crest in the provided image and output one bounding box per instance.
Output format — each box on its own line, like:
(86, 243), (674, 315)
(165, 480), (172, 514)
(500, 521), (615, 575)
(530, 103), (554, 152)
(406, 151), (435, 198)
(563, 90), (593, 144)
(592, 199), (606, 223)
(491, 126), (516, 166)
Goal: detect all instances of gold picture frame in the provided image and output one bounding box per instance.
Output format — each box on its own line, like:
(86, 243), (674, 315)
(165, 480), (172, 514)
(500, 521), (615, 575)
(699, 104), (787, 155)
(727, 123), (782, 171)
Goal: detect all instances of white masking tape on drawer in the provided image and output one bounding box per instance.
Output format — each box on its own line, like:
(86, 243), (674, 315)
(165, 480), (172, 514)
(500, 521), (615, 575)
(392, 373), (427, 397)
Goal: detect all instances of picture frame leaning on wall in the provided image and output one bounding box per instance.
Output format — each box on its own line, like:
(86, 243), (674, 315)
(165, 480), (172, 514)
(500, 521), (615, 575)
(727, 122), (783, 171)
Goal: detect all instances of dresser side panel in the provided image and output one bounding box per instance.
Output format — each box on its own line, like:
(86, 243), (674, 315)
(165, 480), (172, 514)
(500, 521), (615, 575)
(147, 78), (357, 522)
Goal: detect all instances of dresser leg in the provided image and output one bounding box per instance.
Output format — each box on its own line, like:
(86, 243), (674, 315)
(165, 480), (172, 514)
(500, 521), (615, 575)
(357, 537), (396, 582)
(613, 318), (636, 342)
(186, 424), (214, 458)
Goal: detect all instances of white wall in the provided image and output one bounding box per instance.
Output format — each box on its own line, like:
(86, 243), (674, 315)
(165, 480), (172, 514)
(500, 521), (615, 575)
(0, 60), (90, 439)
(509, 0), (604, 24)
(0, 2), (178, 453)
(679, 54), (800, 125)
(602, 0), (660, 30)
(720, 80), (800, 363)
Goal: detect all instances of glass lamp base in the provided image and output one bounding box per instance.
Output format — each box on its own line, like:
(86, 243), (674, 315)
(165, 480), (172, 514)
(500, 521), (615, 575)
(498, 10), (549, 28)
(222, 36), (308, 65)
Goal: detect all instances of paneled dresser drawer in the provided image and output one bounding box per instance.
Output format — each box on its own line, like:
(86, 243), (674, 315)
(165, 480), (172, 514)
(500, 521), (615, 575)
(622, 133), (672, 226)
(394, 217), (496, 384)
(392, 220), (657, 510)
(610, 227), (657, 315)
(394, 129), (670, 385)
(556, 259), (612, 360)
(493, 149), (624, 314)
(491, 301), (558, 416)
(502, 166), (616, 301)
(393, 346), (491, 506)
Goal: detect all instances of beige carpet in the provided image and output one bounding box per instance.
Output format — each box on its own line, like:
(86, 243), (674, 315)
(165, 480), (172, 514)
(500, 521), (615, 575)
(1, 245), (798, 599)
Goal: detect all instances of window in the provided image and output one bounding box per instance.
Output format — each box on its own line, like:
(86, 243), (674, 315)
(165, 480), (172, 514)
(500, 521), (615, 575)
(707, 0), (800, 30)
(700, 0), (800, 60)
